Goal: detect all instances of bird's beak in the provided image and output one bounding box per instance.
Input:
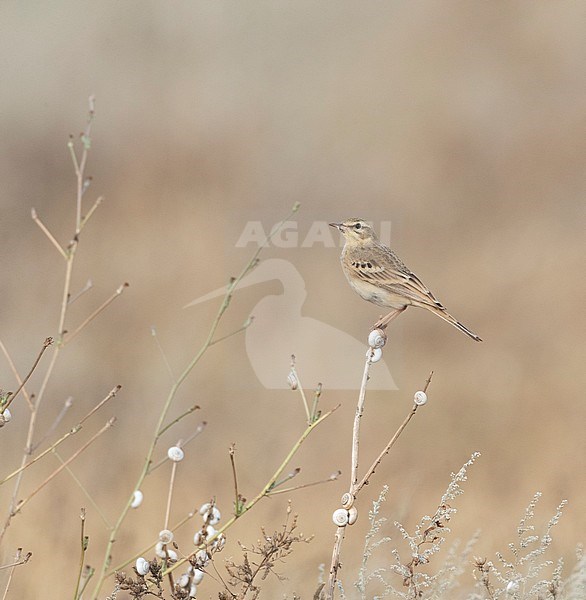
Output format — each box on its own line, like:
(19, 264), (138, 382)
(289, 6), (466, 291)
(329, 222), (344, 231)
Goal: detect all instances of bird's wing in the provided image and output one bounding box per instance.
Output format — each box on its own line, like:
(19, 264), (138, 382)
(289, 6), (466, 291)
(349, 248), (445, 309)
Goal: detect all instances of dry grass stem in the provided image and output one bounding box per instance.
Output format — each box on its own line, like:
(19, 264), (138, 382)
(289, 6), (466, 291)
(14, 418), (116, 514)
(64, 282), (129, 344)
(1, 337), (53, 412)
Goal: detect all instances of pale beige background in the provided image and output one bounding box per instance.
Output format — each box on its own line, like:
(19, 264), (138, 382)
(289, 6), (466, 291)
(0, 2), (584, 598)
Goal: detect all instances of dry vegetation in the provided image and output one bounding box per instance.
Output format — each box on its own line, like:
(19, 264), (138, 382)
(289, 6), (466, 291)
(0, 104), (583, 600)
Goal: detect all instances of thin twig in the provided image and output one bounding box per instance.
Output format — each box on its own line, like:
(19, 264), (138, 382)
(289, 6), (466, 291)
(73, 509), (88, 600)
(30, 208), (68, 259)
(164, 459), (179, 530)
(0, 548), (31, 600)
(79, 195), (103, 232)
(229, 444), (243, 515)
(1, 385), (121, 485)
(350, 351), (373, 491)
(310, 383), (323, 423)
(157, 405), (200, 437)
(209, 316), (254, 347)
(31, 397), (73, 452)
(64, 283), (129, 345)
(355, 371), (433, 494)
(290, 355), (310, 423)
(0, 548), (32, 572)
(270, 467), (301, 491)
(2, 337), (53, 412)
(14, 418), (115, 514)
(53, 451), (112, 528)
(151, 326), (175, 381)
(68, 279), (93, 305)
(0, 338), (34, 411)
(267, 470), (341, 496)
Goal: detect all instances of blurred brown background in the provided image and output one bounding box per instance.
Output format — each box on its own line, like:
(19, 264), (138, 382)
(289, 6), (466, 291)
(0, 2), (584, 598)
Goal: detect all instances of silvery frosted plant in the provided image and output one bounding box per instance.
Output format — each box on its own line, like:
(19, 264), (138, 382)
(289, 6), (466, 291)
(469, 492), (581, 600)
(354, 453), (481, 599)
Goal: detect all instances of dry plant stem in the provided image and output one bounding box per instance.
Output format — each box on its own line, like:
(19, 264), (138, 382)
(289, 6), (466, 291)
(0, 385), (121, 485)
(0, 548), (32, 572)
(1, 337), (53, 412)
(64, 282), (129, 344)
(157, 405), (200, 437)
(92, 202), (301, 598)
(32, 396), (73, 452)
(0, 339), (34, 410)
(73, 509), (88, 600)
(164, 461), (179, 530)
(290, 360), (311, 423)
(229, 444), (242, 514)
(208, 317), (254, 347)
(326, 527), (347, 600)
(0, 548), (31, 600)
(0, 98), (101, 546)
(350, 354), (372, 491)
(164, 403), (339, 578)
(68, 278), (93, 305)
(325, 357), (432, 599)
(266, 472), (341, 496)
(151, 326), (175, 381)
(14, 418), (115, 514)
(356, 371), (433, 494)
(31, 208), (68, 259)
(54, 452), (112, 528)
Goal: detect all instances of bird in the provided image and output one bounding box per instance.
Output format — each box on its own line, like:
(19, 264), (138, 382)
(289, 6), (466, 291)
(329, 218), (482, 341)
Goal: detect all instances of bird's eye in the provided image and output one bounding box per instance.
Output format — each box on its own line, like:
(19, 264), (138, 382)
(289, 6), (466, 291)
(354, 223), (362, 230)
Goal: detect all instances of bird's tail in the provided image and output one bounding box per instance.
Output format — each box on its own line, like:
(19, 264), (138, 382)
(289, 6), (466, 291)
(425, 304), (483, 342)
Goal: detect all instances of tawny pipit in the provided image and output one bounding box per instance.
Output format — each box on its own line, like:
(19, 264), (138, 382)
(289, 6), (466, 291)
(330, 218), (482, 341)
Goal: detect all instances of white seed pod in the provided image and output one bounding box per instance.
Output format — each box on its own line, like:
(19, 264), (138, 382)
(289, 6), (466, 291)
(166, 549), (178, 561)
(189, 583), (198, 598)
(340, 492), (354, 509)
(3, 408), (12, 423)
(195, 549), (210, 566)
(205, 525), (216, 539)
(506, 581), (520, 595)
(177, 573), (190, 588)
(347, 506), (358, 525)
(193, 531), (203, 546)
(192, 568), (205, 584)
(135, 557), (150, 576)
(368, 347), (383, 364)
(167, 446), (185, 462)
(130, 490), (144, 508)
(158, 529), (174, 544)
(155, 542), (166, 558)
(414, 391), (428, 406)
(368, 329), (387, 349)
(199, 502), (212, 515)
(203, 506), (221, 525)
(332, 508), (349, 527)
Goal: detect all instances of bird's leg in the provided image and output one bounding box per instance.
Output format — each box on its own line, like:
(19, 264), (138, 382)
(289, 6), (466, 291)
(374, 307), (405, 330)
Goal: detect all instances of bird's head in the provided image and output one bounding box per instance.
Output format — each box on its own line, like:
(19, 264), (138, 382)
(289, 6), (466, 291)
(329, 218), (377, 244)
